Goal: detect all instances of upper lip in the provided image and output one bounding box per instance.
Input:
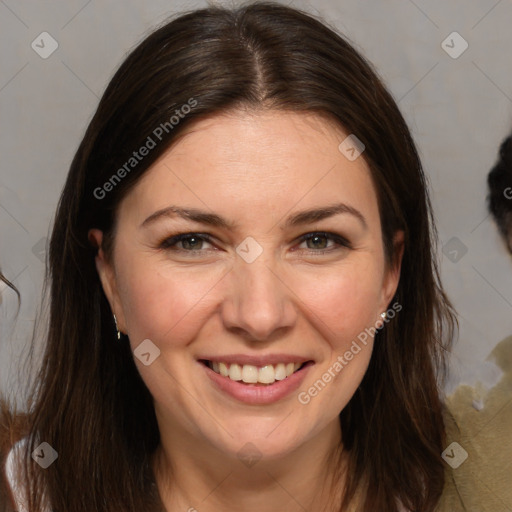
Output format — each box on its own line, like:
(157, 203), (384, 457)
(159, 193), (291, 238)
(198, 354), (314, 367)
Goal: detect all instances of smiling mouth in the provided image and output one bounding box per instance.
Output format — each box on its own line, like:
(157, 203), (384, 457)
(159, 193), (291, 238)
(200, 359), (313, 386)
(199, 360), (313, 385)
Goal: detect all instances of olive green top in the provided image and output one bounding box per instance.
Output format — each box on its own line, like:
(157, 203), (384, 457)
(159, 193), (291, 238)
(435, 335), (512, 511)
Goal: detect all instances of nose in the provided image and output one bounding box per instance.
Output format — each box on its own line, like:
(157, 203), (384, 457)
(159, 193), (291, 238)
(221, 255), (297, 343)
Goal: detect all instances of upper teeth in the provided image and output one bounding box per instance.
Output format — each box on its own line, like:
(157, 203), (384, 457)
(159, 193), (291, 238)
(208, 361), (303, 385)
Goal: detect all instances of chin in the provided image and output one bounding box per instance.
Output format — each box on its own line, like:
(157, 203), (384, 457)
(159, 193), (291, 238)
(207, 419), (310, 462)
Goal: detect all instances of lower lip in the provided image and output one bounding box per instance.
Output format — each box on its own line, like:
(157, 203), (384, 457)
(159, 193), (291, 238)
(199, 361), (314, 405)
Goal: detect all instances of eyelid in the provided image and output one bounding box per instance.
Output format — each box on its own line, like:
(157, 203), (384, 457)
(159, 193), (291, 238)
(158, 231), (351, 254)
(295, 231), (352, 252)
(158, 232), (215, 251)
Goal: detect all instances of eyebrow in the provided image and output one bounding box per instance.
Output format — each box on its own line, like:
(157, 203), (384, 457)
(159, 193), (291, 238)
(140, 202), (367, 230)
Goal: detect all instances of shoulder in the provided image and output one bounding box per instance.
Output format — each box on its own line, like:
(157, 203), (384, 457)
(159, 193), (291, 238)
(3, 437), (30, 512)
(436, 335), (512, 511)
(3, 437), (52, 512)
(0, 402), (33, 511)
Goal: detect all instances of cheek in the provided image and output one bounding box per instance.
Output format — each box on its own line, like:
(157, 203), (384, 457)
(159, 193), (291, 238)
(117, 256), (227, 347)
(289, 260), (384, 344)
(293, 266), (379, 415)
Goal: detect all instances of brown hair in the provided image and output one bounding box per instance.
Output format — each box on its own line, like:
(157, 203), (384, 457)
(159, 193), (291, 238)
(0, 2), (457, 511)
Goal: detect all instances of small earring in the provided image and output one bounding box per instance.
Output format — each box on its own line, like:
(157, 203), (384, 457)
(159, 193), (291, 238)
(113, 314), (121, 340)
(378, 311), (387, 329)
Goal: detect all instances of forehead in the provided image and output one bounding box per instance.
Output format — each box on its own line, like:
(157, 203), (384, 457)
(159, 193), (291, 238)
(118, 109), (380, 230)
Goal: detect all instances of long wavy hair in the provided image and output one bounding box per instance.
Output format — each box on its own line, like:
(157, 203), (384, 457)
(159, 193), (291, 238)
(0, 2), (457, 511)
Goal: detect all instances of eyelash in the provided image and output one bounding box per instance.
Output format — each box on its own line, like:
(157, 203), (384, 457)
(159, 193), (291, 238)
(158, 231), (351, 255)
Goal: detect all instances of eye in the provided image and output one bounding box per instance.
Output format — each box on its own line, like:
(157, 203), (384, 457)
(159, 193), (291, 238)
(295, 232), (351, 254)
(158, 231), (351, 256)
(159, 233), (215, 252)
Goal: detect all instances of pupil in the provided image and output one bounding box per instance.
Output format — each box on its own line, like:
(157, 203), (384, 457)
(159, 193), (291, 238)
(184, 237), (201, 250)
(309, 235), (327, 249)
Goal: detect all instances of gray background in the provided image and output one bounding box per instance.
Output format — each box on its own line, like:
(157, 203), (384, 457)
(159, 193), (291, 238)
(1, 0), (512, 402)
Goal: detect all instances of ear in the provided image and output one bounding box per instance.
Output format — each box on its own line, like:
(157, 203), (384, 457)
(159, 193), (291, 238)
(88, 228), (127, 333)
(380, 230), (404, 312)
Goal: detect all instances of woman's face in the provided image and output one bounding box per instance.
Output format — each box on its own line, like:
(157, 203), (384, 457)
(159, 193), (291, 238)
(90, 110), (402, 461)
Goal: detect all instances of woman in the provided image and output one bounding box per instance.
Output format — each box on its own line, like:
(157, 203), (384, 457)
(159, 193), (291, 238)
(0, 2), (458, 511)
